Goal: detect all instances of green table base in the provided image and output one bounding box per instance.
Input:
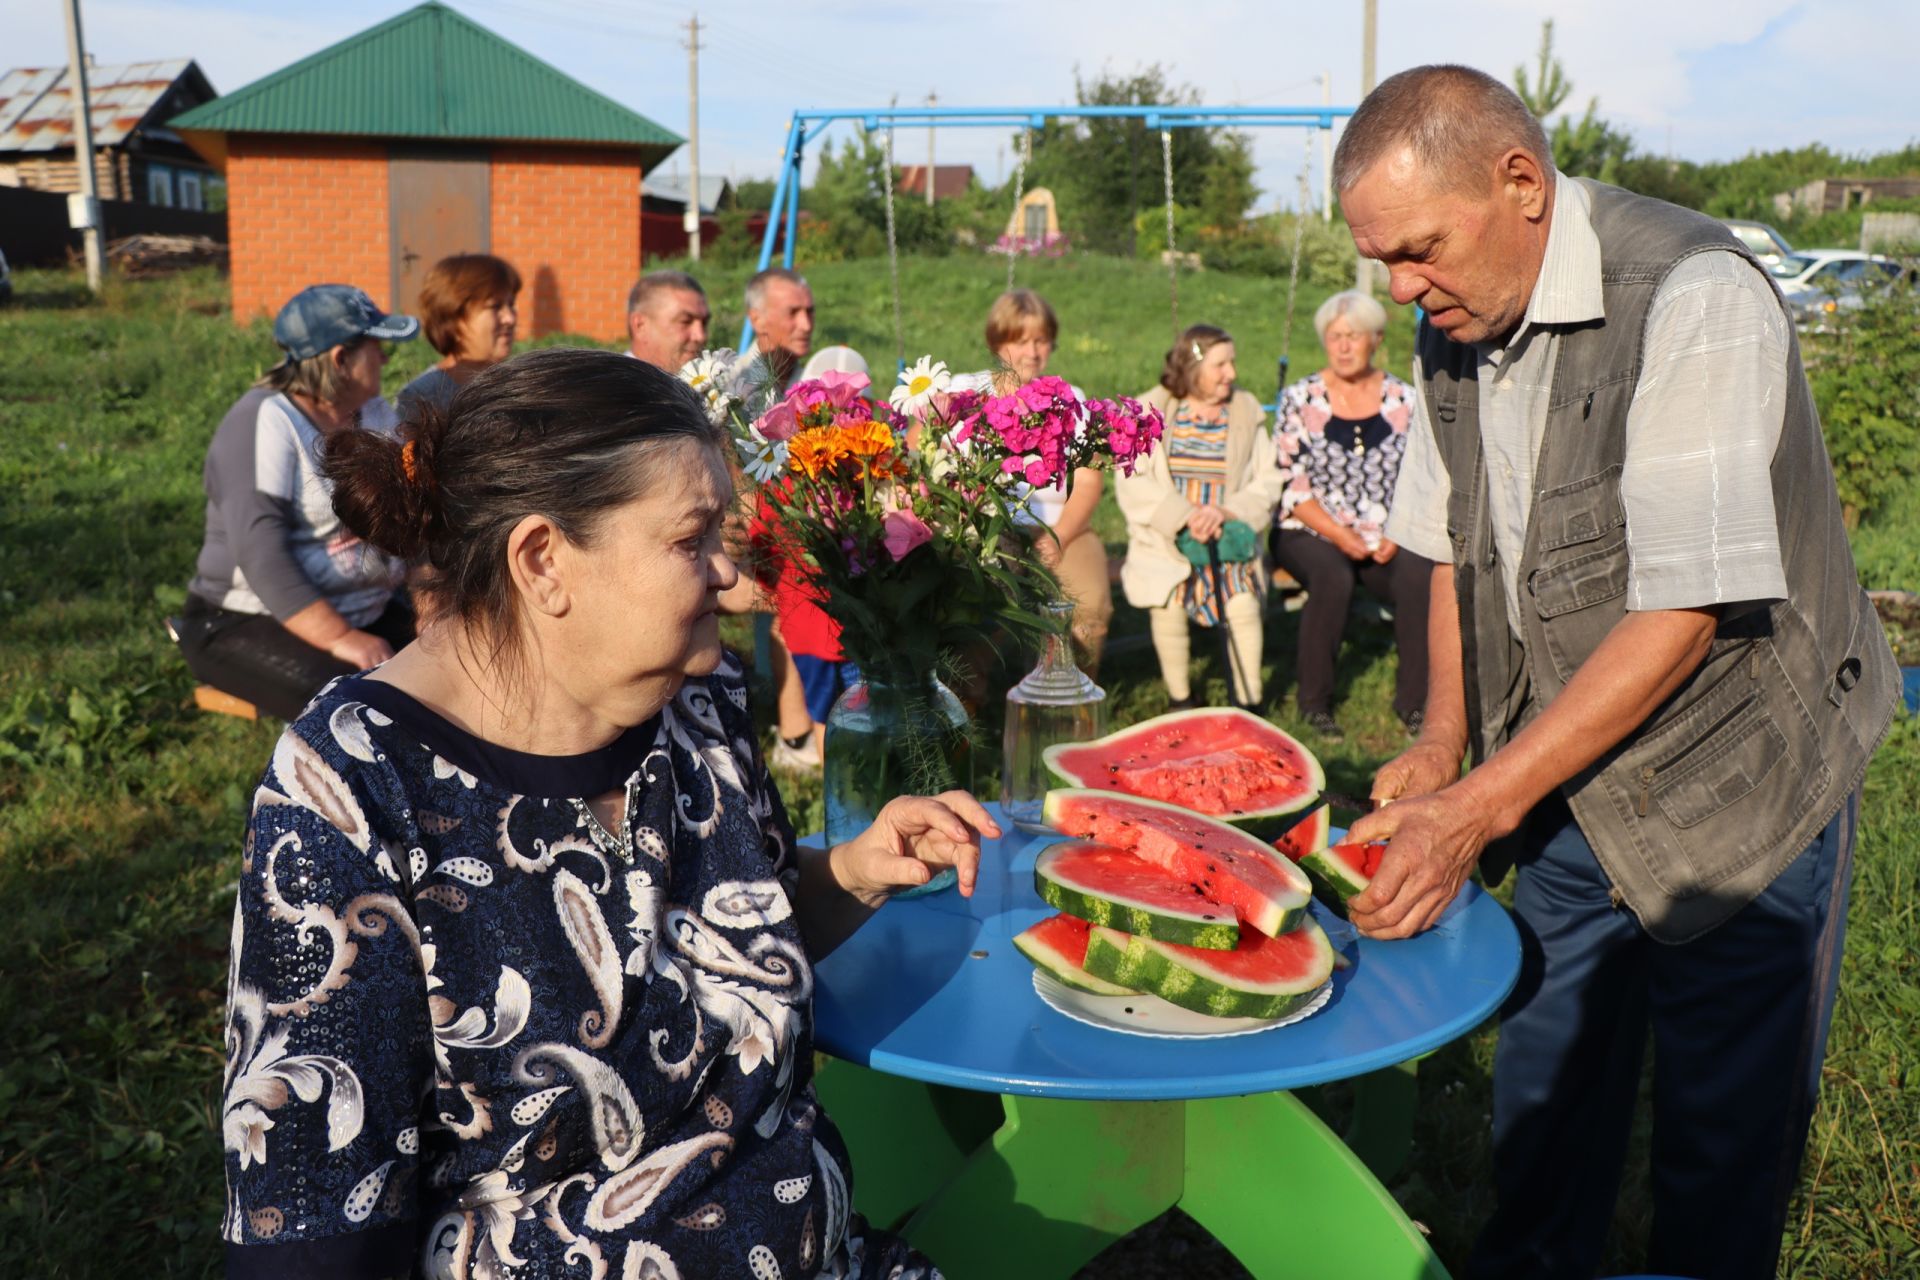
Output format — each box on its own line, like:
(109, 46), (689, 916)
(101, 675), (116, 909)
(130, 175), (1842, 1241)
(816, 1059), (1447, 1280)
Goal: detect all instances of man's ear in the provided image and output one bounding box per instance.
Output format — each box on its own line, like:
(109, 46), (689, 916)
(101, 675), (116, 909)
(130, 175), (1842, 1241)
(505, 513), (570, 619)
(1499, 147), (1551, 220)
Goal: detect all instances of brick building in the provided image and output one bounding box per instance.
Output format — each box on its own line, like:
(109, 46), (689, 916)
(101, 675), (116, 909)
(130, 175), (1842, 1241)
(170, 2), (679, 341)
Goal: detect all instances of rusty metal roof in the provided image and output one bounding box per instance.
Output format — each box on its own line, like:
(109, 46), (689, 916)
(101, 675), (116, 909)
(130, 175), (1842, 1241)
(0, 59), (213, 153)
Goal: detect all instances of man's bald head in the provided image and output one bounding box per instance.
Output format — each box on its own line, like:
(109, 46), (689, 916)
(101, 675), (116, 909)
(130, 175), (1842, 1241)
(1334, 64), (1552, 199)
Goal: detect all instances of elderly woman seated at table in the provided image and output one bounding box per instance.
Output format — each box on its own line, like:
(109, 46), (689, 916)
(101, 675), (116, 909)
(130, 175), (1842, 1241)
(176, 284), (420, 720)
(396, 253), (521, 418)
(218, 347), (986, 1278)
(1117, 324), (1283, 710)
(1271, 290), (1431, 742)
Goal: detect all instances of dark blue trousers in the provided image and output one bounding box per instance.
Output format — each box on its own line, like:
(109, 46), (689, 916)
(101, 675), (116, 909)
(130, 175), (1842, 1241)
(1467, 790), (1858, 1280)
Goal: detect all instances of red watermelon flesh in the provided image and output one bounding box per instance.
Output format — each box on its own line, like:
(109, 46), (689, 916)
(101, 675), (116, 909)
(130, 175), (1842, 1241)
(1042, 708), (1325, 838)
(1288, 839), (1388, 920)
(1042, 788), (1312, 938)
(1271, 804), (1331, 863)
(1035, 842), (1239, 949)
(1013, 912), (1138, 996)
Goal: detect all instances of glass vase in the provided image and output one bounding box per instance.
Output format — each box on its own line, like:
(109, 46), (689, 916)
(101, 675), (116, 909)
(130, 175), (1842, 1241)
(823, 671), (974, 898)
(1002, 601), (1108, 833)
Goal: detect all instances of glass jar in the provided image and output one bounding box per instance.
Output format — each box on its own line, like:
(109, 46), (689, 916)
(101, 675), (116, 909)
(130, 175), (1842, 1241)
(1001, 601), (1107, 832)
(823, 671), (973, 897)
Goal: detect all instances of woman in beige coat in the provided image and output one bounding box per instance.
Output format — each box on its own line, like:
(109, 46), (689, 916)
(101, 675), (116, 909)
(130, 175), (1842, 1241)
(1118, 324), (1284, 708)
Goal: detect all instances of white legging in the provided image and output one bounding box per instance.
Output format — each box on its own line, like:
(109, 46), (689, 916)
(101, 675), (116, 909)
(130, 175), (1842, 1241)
(1149, 592), (1264, 705)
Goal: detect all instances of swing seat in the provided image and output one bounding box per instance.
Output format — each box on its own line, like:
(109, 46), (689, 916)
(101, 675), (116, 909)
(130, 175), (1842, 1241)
(163, 616), (259, 720)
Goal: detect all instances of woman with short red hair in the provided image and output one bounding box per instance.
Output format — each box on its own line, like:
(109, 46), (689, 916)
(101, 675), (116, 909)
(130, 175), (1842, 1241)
(397, 253), (521, 418)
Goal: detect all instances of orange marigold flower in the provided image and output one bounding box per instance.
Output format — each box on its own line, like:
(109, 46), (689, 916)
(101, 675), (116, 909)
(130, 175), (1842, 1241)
(787, 426), (851, 479)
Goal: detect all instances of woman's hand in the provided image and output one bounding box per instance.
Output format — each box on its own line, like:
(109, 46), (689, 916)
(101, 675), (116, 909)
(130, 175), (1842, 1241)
(1332, 526), (1372, 561)
(829, 792), (1001, 908)
(1370, 537), (1399, 564)
(328, 629), (395, 669)
(1185, 504), (1228, 542)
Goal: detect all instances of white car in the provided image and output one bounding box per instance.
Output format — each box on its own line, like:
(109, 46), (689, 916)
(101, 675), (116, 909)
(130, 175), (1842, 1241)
(1720, 219), (1794, 270)
(1772, 250), (1903, 296)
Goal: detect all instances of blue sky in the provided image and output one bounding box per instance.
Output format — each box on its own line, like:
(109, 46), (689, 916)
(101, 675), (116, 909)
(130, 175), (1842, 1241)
(16, 0), (1919, 212)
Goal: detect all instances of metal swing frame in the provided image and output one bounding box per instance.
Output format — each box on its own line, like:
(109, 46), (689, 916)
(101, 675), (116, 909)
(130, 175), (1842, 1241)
(736, 103), (1356, 356)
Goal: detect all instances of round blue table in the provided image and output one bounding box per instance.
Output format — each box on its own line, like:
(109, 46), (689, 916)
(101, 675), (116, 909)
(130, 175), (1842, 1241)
(809, 809), (1522, 1279)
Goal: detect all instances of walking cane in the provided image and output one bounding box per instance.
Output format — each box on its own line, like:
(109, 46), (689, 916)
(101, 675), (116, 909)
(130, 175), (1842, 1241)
(1206, 539), (1250, 708)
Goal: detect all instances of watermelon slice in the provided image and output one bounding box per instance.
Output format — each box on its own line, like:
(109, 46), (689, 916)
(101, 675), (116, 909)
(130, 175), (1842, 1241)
(1042, 789), (1313, 938)
(1042, 707), (1325, 838)
(1272, 803), (1331, 863)
(1034, 842), (1239, 950)
(1083, 918), (1335, 1019)
(1285, 839), (1387, 920)
(1013, 912), (1139, 996)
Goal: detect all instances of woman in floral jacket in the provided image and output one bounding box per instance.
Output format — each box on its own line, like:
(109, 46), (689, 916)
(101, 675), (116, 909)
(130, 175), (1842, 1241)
(218, 348), (988, 1279)
(1272, 291), (1431, 741)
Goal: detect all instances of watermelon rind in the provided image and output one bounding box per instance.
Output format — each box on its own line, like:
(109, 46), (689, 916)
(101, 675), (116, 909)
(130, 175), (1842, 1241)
(1295, 845), (1377, 921)
(1014, 914), (1138, 996)
(1041, 788), (1312, 938)
(1034, 842), (1240, 951)
(1041, 707), (1326, 839)
(1082, 919), (1336, 1020)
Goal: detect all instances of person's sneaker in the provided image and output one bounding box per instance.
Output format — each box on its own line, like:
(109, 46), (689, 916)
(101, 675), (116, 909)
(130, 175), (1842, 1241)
(769, 736), (822, 772)
(1302, 710), (1344, 743)
(1399, 708), (1425, 737)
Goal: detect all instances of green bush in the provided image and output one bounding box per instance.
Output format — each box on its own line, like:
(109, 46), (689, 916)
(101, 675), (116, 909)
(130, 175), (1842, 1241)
(1808, 273), (1920, 525)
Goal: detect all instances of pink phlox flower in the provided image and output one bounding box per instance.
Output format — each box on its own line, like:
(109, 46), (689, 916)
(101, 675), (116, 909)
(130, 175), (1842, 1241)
(881, 510), (933, 562)
(755, 400), (800, 442)
(951, 418), (975, 446)
(941, 389), (982, 419)
(983, 395), (1024, 432)
(1023, 457), (1056, 487)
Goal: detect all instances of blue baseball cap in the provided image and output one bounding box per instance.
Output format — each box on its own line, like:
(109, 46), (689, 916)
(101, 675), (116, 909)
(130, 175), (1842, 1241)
(273, 284), (419, 361)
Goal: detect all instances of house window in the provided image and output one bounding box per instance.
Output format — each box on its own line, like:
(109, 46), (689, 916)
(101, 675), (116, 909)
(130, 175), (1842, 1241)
(147, 164), (173, 207)
(178, 171), (203, 211)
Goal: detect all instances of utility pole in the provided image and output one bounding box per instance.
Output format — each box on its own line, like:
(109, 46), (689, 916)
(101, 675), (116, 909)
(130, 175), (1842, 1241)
(1357, 0), (1378, 293)
(684, 12), (702, 261)
(925, 91), (937, 208)
(63, 0), (103, 292)
(1321, 69), (1333, 223)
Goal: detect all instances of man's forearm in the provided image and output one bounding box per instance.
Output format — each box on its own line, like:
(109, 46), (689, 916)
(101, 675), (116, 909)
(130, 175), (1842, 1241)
(1421, 563), (1471, 758)
(1456, 605), (1720, 837)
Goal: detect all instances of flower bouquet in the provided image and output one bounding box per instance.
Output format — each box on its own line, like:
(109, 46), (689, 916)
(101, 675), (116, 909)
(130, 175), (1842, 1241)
(686, 353), (1163, 853)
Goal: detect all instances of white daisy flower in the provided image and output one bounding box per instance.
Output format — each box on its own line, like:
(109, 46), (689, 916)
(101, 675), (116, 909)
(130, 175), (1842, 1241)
(736, 433), (789, 483)
(888, 355), (951, 416)
(680, 349), (740, 425)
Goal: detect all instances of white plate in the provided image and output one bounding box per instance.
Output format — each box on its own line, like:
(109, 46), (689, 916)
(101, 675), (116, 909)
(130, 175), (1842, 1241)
(1032, 969), (1333, 1040)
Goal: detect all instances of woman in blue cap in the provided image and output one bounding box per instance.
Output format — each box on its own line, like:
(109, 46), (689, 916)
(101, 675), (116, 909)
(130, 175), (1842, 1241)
(176, 283), (421, 718)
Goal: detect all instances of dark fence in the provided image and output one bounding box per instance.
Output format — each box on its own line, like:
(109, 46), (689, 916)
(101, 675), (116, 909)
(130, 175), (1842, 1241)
(639, 210), (783, 263)
(0, 184), (227, 267)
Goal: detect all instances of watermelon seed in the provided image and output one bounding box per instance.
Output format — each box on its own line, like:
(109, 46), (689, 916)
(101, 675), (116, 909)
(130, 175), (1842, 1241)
(969, 950), (988, 959)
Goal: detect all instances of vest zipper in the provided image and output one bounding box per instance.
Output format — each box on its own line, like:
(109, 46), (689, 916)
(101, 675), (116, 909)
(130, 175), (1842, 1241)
(1637, 766), (1656, 817)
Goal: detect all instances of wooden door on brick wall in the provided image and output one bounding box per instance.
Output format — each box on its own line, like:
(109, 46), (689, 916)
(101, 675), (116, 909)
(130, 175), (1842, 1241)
(388, 147), (490, 315)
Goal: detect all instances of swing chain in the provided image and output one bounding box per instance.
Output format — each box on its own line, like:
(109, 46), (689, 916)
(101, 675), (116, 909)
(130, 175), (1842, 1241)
(879, 122), (906, 371)
(1278, 128), (1314, 391)
(1006, 126), (1031, 292)
(1161, 128), (1179, 341)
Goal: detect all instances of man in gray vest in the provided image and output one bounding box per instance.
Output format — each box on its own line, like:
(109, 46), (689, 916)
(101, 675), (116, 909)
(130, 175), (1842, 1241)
(1337, 66), (1896, 1279)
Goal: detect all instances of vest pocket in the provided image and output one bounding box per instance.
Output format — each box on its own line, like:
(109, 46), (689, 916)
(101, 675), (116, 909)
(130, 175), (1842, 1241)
(1528, 534), (1629, 619)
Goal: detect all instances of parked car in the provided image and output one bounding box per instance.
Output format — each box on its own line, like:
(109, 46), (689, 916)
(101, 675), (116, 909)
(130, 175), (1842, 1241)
(1720, 218), (1794, 269)
(1773, 250), (1904, 296)
(1787, 260), (1916, 333)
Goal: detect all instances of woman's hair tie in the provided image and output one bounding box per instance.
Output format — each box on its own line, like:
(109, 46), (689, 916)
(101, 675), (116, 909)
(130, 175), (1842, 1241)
(401, 438), (423, 487)
(1190, 340), (1203, 360)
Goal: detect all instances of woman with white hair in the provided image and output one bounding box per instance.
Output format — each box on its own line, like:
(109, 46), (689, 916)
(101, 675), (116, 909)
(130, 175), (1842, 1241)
(1271, 290), (1431, 741)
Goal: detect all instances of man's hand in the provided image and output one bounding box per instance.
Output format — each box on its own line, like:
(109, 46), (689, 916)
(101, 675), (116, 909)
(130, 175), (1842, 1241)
(1371, 740), (1463, 806)
(829, 792), (1000, 908)
(1344, 784), (1497, 939)
(327, 629), (395, 670)
(1185, 504), (1227, 542)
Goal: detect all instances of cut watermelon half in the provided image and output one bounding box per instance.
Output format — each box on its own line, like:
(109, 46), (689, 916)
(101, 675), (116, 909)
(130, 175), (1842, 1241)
(1042, 707), (1325, 839)
(1083, 918), (1335, 1019)
(1035, 841), (1239, 950)
(1041, 789), (1313, 938)
(1013, 912), (1138, 996)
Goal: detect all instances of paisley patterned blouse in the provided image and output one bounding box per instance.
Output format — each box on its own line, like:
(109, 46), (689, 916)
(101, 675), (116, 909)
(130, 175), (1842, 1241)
(219, 653), (935, 1280)
(1274, 371), (1417, 548)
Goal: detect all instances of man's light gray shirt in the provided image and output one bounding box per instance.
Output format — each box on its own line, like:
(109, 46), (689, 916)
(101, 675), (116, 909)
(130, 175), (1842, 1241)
(1385, 174), (1792, 633)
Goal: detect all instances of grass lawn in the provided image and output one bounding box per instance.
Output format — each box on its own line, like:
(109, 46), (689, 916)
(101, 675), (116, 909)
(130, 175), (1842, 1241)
(1, 259), (1915, 1278)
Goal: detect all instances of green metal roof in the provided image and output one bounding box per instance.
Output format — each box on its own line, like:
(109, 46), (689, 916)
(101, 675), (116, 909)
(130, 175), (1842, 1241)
(170, 2), (680, 164)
